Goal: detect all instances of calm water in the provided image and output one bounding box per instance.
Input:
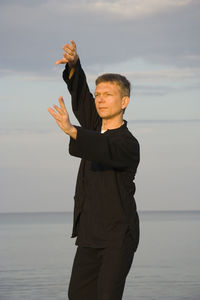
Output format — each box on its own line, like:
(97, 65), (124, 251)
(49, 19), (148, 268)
(0, 211), (199, 300)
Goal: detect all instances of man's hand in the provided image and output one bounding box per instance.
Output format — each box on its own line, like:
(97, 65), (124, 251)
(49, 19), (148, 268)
(48, 96), (77, 139)
(56, 40), (78, 68)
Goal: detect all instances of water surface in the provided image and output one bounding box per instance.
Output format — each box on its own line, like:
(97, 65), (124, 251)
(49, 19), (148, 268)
(0, 211), (199, 300)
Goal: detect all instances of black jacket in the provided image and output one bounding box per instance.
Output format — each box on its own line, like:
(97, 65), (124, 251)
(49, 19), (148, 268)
(63, 59), (140, 251)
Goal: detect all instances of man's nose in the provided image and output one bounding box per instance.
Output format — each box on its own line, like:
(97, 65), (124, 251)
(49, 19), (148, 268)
(97, 95), (105, 102)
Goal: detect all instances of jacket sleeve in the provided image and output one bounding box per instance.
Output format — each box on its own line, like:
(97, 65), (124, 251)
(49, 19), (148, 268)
(63, 59), (100, 130)
(69, 127), (140, 170)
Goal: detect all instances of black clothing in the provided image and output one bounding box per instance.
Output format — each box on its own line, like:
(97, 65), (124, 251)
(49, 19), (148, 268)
(63, 59), (140, 251)
(68, 233), (135, 300)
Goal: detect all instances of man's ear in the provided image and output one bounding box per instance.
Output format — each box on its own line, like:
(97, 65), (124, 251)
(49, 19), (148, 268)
(121, 96), (130, 110)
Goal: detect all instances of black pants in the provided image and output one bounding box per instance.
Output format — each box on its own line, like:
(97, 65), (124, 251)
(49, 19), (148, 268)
(68, 233), (135, 300)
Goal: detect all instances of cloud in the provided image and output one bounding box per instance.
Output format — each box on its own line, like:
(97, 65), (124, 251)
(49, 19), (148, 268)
(88, 0), (192, 20)
(133, 85), (178, 96)
(134, 83), (200, 96)
(126, 67), (200, 81)
(0, 0), (200, 77)
(84, 65), (200, 96)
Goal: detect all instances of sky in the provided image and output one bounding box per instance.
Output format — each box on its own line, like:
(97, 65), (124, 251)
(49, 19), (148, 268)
(1, 0), (200, 212)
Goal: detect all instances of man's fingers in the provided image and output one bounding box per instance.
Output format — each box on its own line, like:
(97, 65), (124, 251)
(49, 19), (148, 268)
(56, 60), (61, 65)
(63, 52), (72, 59)
(63, 44), (73, 54)
(56, 57), (68, 65)
(63, 42), (75, 52)
(70, 40), (76, 50)
(63, 41), (77, 56)
(57, 40), (78, 69)
(56, 40), (77, 66)
(58, 96), (67, 113)
(48, 107), (59, 120)
(48, 97), (67, 118)
(64, 43), (73, 50)
(53, 104), (63, 115)
(48, 96), (73, 134)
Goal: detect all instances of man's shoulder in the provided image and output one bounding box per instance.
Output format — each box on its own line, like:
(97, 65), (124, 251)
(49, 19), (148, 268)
(126, 127), (139, 144)
(120, 123), (140, 146)
(107, 125), (139, 149)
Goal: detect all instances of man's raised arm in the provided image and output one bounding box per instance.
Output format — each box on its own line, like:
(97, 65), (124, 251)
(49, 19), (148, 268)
(56, 40), (100, 130)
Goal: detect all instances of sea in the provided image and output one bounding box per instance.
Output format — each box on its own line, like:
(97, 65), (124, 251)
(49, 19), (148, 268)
(0, 211), (199, 300)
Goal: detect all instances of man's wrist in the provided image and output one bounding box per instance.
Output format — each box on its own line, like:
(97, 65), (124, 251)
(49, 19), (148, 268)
(68, 55), (79, 69)
(65, 125), (77, 140)
(68, 56), (79, 79)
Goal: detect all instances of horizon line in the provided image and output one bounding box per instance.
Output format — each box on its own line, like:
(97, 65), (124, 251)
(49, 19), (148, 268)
(128, 118), (200, 123)
(1, 209), (200, 214)
(1, 118), (200, 134)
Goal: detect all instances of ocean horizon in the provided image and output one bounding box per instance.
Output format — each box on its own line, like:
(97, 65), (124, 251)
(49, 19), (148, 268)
(0, 210), (199, 300)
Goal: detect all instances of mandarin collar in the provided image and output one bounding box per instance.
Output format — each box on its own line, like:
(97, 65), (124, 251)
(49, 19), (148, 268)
(98, 120), (127, 133)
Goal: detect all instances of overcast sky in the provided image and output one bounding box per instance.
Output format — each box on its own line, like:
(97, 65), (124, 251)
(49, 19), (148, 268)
(1, 0), (200, 212)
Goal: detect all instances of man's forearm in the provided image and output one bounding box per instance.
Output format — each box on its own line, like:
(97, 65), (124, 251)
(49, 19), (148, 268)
(68, 55), (79, 79)
(69, 126), (140, 169)
(69, 67), (75, 80)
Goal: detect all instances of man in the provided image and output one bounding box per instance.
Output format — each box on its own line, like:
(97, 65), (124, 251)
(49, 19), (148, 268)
(48, 40), (140, 300)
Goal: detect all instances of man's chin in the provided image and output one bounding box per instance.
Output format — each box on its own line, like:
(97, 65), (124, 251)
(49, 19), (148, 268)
(97, 111), (108, 118)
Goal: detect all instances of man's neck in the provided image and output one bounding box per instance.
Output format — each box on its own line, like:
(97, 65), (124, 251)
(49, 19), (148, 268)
(101, 117), (124, 131)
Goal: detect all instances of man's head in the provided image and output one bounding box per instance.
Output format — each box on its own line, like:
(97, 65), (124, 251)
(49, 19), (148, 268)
(94, 73), (131, 120)
(95, 73), (131, 98)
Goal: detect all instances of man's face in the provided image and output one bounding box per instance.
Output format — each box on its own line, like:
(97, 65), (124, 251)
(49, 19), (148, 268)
(94, 82), (127, 120)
